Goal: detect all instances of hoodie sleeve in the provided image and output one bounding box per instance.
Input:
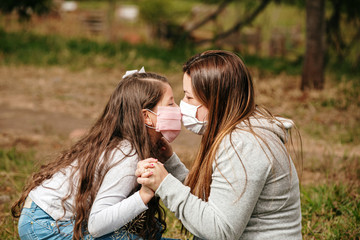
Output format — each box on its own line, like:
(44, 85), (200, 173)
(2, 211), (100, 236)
(163, 153), (189, 183)
(155, 132), (272, 240)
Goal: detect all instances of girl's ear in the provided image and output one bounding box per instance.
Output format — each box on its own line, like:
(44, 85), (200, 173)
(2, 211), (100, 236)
(142, 109), (153, 126)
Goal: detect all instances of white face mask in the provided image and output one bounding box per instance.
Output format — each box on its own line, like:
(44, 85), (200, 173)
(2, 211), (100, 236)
(180, 100), (207, 135)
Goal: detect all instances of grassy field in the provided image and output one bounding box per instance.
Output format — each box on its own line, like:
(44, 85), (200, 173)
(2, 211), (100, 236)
(0, 3), (359, 238)
(1, 149), (359, 239)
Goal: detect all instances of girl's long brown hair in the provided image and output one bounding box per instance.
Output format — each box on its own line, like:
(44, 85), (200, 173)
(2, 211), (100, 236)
(183, 50), (302, 202)
(11, 72), (168, 239)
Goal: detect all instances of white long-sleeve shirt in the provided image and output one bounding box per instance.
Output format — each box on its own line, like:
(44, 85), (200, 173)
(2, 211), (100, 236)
(156, 117), (302, 240)
(29, 141), (188, 237)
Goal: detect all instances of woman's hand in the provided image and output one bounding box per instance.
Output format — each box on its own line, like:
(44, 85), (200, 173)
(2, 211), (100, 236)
(137, 162), (168, 192)
(156, 137), (173, 163)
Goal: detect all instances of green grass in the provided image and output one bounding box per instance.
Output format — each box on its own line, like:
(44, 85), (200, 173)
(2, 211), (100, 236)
(303, 121), (360, 145)
(1, 28), (359, 79)
(0, 148), (36, 191)
(299, 79), (360, 145)
(0, 29), (196, 73)
(1, 148), (359, 239)
(0, 148), (37, 240)
(301, 184), (360, 239)
(242, 54), (303, 75)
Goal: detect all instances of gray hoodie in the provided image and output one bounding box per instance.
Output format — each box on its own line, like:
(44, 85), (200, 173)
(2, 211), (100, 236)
(156, 116), (302, 240)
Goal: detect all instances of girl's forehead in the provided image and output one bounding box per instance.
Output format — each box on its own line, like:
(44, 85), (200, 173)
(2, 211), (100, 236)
(162, 82), (172, 92)
(161, 84), (173, 99)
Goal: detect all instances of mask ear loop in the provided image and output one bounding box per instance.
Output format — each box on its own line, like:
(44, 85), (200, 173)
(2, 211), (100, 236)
(144, 109), (158, 129)
(197, 105), (208, 123)
(194, 104), (207, 123)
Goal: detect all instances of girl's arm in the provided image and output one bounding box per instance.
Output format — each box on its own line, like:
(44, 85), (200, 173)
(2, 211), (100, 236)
(88, 153), (148, 238)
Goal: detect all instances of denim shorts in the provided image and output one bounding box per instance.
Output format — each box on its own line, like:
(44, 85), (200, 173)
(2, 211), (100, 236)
(18, 199), (177, 240)
(18, 200), (79, 240)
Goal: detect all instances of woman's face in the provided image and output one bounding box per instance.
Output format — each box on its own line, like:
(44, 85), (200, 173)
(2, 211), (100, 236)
(182, 73), (208, 122)
(145, 83), (178, 142)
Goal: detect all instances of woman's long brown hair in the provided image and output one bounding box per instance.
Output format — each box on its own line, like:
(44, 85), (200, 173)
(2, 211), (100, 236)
(183, 50), (302, 202)
(11, 72), (168, 239)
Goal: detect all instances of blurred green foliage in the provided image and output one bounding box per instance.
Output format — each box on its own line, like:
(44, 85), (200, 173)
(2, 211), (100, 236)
(1, 27), (359, 79)
(0, 28), (196, 72)
(243, 54), (302, 75)
(0, 0), (358, 80)
(0, 0), (53, 21)
(138, 0), (176, 25)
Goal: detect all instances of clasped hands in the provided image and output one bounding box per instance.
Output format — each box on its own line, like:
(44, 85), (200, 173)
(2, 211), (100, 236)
(136, 158), (168, 192)
(137, 137), (171, 204)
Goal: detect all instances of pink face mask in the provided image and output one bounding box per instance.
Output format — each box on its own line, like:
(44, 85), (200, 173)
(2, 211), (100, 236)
(145, 106), (182, 142)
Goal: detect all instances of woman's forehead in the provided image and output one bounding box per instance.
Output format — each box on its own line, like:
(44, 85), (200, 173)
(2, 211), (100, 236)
(183, 73), (192, 92)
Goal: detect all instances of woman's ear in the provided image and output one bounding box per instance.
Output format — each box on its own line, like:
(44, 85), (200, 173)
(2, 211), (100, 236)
(142, 109), (153, 126)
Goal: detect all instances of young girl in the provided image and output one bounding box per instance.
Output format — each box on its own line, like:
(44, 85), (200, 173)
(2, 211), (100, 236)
(11, 70), (184, 240)
(138, 50), (302, 240)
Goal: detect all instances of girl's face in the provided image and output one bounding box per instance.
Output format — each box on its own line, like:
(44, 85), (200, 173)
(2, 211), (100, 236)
(144, 83), (178, 142)
(182, 73), (208, 122)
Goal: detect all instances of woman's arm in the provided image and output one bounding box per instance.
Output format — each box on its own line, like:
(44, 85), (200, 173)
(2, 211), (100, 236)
(154, 137), (189, 182)
(163, 153), (189, 183)
(140, 134), (271, 240)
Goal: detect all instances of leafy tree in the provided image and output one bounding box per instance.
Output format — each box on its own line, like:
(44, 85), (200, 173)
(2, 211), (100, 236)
(190, 0), (359, 90)
(138, 0), (186, 45)
(326, 0), (360, 62)
(184, 0), (271, 44)
(0, 0), (53, 21)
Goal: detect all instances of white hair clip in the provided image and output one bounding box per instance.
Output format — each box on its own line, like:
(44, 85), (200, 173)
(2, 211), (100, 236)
(122, 66), (146, 79)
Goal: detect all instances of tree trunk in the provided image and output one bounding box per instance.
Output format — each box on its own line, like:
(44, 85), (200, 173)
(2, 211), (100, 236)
(301, 0), (326, 90)
(107, 0), (116, 42)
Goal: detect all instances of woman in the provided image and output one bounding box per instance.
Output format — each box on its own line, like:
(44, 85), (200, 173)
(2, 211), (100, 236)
(137, 50), (302, 240)
(11, 70), (186, 240)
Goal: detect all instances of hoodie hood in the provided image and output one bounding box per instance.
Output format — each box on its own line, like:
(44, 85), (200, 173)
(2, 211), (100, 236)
(240, 116), (294, 143)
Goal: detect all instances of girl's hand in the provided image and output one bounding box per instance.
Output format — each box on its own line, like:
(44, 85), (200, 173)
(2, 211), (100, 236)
(137, 162), (168, 192)
(139, 185), (154, 205)
(156, 137), (173, 163)
(135, 158), (158, 177)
